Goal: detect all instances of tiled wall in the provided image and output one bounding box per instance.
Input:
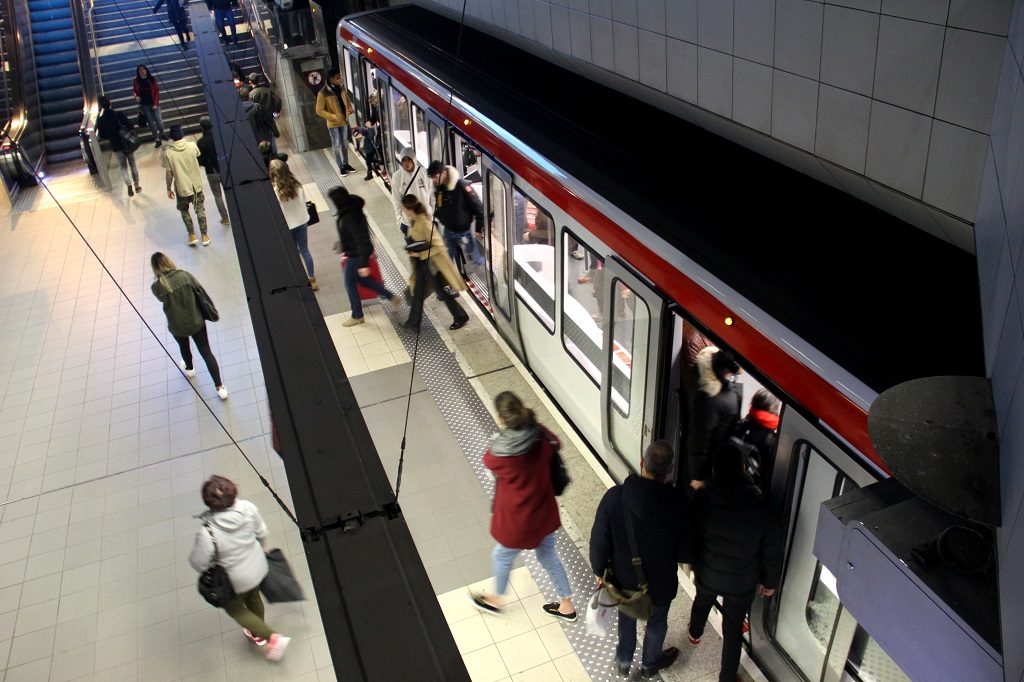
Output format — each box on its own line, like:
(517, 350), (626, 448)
(979, 1), (1024, 681)
(412, 0), (1013, 252)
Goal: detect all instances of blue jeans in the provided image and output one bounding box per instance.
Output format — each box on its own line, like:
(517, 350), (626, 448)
(344, 255), (393, 319)
(139, 104), (164, 138)
(329, 126), (350, 170)
(444, 228), (484, 268)
(617, 601), (670, 671)
(290, 224), (314, 278)
(214, 7), (236, 40)
(492, 532), (572, 599)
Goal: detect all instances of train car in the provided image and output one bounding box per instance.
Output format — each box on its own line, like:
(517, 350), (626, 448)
(337, 5), (984, 681)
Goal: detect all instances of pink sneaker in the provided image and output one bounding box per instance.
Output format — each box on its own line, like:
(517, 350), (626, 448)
(242, 628), (267, 646)
(265, 633), (291, 661)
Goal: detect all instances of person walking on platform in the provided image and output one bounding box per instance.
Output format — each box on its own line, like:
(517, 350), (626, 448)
(133, 65), (166, 148)
(391, 146), (431, 236)
(206, 0), (237, 44)
(152, 0), (190, 46)
(590, 441), (691, 678)
(95, 96), (141, 197)
(399, 194), (469, 331)
(196, 116), (230, 225)
(327, 185), (399, 325)
(163, 125), (210, 246)
(687, 347), (742, 489)
(687, 439), (783, 682)
(271, 160), (318, 291)
(150, 252), (228, 399)
(426, 160), (485, 269)
(315, 69), (357, 177)
(471, 392), (577, 621)
(188, 476), (290, 660)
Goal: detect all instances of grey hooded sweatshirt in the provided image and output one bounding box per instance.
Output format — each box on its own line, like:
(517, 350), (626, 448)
(188, 499), (269, 593)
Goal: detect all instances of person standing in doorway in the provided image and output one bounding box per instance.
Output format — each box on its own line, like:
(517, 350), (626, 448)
(133, 65), (166, 148)
(426, 160), (485, 268)
(687, 347), (742, 488)
(150, 252), (228, 399)
(163, 125), (209, 246)
(314, 69), (356, 176)
(95, 96), (141, 197)
(270, 160), (317, 290)
(390, 146), (431, 236)
(196, 116), (230, 225)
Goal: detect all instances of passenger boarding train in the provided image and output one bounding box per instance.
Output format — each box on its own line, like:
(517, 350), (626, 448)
(337, 6), (984, 681)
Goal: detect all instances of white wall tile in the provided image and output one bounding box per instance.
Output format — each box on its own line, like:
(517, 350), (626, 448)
(551, 5), (572, 54)
(612, 0), (637, 25)
(535, 1), (554, 48)
(998, 375), (1024, 542)
(1012, 2), (1024, 73)
(923, 121), (989, 220)
(1008, 143), (1024, 272)
(771, 71), (818, 150)
(873, 15), (944, 115)
(992, 284), (1022, 428)
(733, 58), (773, 132)
(569, 10), (593, 61)
(638, 30), (667, 91)
(490, 0), (506, 29)
(935, 28), (1006, 134)
(613, 21), (640, 79)
(698, 0), (734, 52)
(865, 100), (932, 196)
(826, 0), (880, 10)
(590, 0), (612, 18)
(637, 0), (665, 33)
(666, 0), (698, 42)
(519, 0), (537, 40)
(774, 0), (824, 79)
(882, 0), (950, 24)
(505, 1), (522, 33)
(591, 16), (615, 69)
(667, 37), (699, 102)
(550, 0), (567, 6)
(567, 0), (588, 10)
(735, 0), (776, 65)
(948, 0), (1013, 35)
(698, 47), (733, 116)
(815, 84), (871, 172)
(820, 5), (879, 96)
(990, 45), (1021, 194)
(1000, 516), (1024, 682)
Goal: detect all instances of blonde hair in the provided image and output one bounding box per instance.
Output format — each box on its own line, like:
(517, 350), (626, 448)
(494, 391), (536, 430)
(150, 252), (177, 292)
(269, 159), (300, 201)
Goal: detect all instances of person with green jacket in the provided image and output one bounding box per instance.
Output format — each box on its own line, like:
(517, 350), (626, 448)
(150, 252), (228, 399)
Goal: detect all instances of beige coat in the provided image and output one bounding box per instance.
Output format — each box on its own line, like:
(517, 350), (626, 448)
(407, 213), (465, 292)
(314, 82), (353, 129)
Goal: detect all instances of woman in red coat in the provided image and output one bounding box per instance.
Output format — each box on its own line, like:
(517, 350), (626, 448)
(471, 392), (577, 621)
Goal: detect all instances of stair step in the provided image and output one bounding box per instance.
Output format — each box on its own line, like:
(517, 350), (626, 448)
(47, 148), (83, 164)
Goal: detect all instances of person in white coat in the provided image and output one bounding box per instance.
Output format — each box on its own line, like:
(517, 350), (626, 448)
(390, 146), (432, 237)
(188, 476), (291, 661)
(269, 159), (317, 290)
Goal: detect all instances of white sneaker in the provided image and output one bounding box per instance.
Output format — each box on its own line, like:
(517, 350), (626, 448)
(178, 360), (196, 378)
(265, 634), (290, 661)
(216, 385), (228, 400)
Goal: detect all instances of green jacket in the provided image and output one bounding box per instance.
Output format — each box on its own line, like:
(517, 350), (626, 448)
(151, 269), (205, 337)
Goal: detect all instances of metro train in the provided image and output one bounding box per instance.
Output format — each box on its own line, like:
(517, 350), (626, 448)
(336, 5), (984, 681)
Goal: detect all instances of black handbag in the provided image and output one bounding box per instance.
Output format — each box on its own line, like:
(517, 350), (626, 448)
(260, 548), (305, 603)
(546, 430), (570, 496)
(305, 201), (319, 225)
(193, 284), (219, 322)
(197, 523), (236, 607)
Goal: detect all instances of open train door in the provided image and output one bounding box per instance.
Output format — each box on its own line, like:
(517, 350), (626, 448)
(600, 257), (666, 480)
(478, 157), (523, 360)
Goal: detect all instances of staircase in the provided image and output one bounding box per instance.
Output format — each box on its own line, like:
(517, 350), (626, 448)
(28, 0), (84, 164)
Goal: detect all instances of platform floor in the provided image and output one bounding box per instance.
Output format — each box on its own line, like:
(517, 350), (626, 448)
(0, 132), (762, 681)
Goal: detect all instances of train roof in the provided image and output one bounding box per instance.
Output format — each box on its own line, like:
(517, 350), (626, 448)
(347, 5), (984, 394)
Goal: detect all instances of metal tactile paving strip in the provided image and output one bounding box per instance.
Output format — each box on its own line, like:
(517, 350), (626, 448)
(302, 149), (660, 681)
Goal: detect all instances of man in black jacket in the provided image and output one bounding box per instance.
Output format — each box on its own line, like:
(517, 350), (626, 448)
(687, 347), (742, 488)
(196, 117), (229, 225)
(426, 160), (485, 269)
(590, 441), (690, 678)
(688, 438), (784, 682)
(96, 96), (141, 196)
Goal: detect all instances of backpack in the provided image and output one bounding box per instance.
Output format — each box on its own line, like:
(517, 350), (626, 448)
(118, 124), (140, 154)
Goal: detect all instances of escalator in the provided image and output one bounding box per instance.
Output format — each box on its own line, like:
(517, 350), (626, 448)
(28, 0), (83, 164)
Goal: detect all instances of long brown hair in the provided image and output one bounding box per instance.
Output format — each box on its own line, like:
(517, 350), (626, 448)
(269, 159), (300, 201)
(150, 252), (177, 292)
(494, 391), (537, 430)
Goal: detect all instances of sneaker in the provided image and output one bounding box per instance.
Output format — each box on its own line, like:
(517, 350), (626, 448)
(469, 592), (502, 615)
(541, 602), (577, 622)
(339, 168), (349, 177)
(687, 626), (701, 647)
(155, 140), (162, 148)
(343, 164), (357, 173)
(449, 317), (468, 331)
(220, 216), (230, 225)
(443, 285), (460, 298)
(363, 174), (373, 181)
(641, 647), (679, 677)
(615, 661), (630, 677)
(389, 295), (401, 310)
(342, 316), (365, 327)
(216, 385), (228, 400)
(135, 185), (142, 193)
(178, 360), (196, 378)
(308, 277), (319, 291)
(202, 234), (211, 246)
(243, 628), (267, 646)
(188, 233), (199, 246)
(265, 633), (290, 661)
(127, 184), (135, 197)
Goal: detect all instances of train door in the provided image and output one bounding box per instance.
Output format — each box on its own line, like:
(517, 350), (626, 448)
(374, 72), (397, 177)
(448, 131), (491, 306)
(342, 47), (363, 126)
(480, 159), (522, 357)
(600, 258), (666, 480)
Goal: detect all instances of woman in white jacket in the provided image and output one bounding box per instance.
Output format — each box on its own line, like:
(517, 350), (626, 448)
(269, 160), (317, 290)
(188, 476), (290, 661)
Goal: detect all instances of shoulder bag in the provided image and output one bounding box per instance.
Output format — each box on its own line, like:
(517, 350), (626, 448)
(544, 430), (570, 496)
(602, 493), (654, 620)
(193, 283), (219, 322)
(305, 201), (320, 225)
(197, 523), (236, 607)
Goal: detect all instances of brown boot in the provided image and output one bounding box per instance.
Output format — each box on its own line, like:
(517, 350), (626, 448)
(309, 277), (319, 291)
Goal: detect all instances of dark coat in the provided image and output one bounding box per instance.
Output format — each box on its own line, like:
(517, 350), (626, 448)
(248, 103), (278, 143)
(686, 347), (741, 482)
(196, 133), (219, 174)
(433, 166), (484, 233)
(691, 481), (783, 596)
(483, 426), (562, 549)
(153, 0), (186, 23)
(589, 475), (692, 607)
(733, 413), (777, 493)
(97, 110), (131, 153)
(336, 195), (374, 268)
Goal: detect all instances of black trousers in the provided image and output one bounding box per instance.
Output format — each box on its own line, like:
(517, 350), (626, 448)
(689, 580), (756, 682)
(405, 259), (467, 327)
(174, 325), (223, 387)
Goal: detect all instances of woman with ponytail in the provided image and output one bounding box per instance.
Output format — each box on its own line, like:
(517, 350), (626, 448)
(471, 391), (576, 621)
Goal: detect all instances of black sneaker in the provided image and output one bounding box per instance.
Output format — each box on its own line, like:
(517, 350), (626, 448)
(641, 647), (679, 677)
(443, 285), (460, 298)
(343, 164), (357, 173)
(615, 661), (630, 677)
(449, 318), (468, 331)
(469, 592), (501, 614)
(154, 140), (162, 148)
(541, 602), (577, 622)
(127, 184), (135, 197)
(339, 168), (349, 177)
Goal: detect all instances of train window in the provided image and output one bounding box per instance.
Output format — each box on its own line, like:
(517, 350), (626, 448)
(390, 87), (412, 159)
(562, 232), (604, 384)
(411, 104), (428, 167)
(610, 279), (646, 416)
(452, 132), (482, 184)
(512, 187), (555, 332)
(487, 172), (511, 317)
(428, 122), (444, 165)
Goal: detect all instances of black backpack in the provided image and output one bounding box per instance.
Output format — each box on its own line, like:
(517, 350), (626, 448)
(118, 123), (140, 154)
